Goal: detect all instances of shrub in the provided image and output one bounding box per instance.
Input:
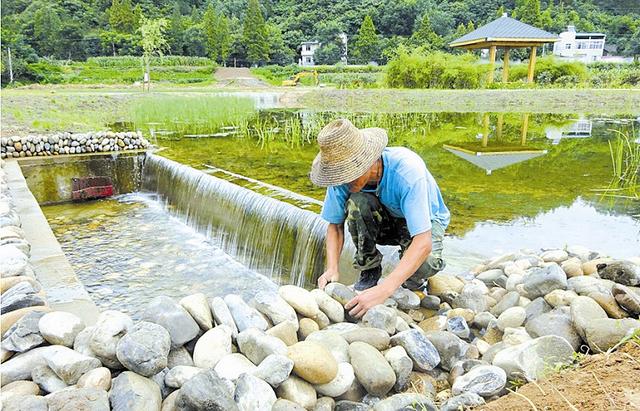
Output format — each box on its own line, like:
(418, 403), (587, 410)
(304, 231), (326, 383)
(385, 47), (489, 89)
(23, 61), (64, 84)
(509, 56), (588, 85)
(86, 55), (213, 68)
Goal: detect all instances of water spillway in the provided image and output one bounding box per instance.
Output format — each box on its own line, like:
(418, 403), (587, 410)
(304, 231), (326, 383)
(142, 154), (328, 286)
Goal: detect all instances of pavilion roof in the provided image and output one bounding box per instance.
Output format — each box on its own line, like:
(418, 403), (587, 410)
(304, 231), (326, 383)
(450, 15), (558, 48)
(444, 145), (547, 175)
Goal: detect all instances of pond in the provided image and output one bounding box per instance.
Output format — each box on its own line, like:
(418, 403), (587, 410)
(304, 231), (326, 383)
(155, 109), (640, 261)
(43, 193), (277, 318)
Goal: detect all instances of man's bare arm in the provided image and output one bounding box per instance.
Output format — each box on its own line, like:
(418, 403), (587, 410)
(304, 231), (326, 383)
(318, 223), (345, 288)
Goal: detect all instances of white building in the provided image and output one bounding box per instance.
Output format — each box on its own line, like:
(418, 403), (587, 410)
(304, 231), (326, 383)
(299, 41), (321, 66)
(553, 25), (605, 63)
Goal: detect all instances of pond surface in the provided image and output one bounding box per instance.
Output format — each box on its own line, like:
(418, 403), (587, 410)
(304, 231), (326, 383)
(153, 109), (640, 260)
(43, 193), (277, 317)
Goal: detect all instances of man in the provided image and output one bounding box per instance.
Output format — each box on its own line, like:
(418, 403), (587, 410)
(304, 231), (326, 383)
(310, 118), (450, 318)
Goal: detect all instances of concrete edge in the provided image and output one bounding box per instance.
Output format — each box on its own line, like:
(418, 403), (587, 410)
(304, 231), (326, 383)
(4, 159), (100, 325)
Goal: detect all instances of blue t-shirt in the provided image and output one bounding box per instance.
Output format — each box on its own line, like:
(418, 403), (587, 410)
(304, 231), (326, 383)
(320, 147), (450, 236)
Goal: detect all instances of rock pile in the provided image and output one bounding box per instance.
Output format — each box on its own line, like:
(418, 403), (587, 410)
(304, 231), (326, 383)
(1, 131), (150, 159)
(2, 161), (639, 409)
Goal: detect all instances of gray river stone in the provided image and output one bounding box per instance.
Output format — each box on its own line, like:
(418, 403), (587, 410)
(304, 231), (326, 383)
(584, 318), (640, 353)
(3, 282), (37, 302)
(452, 365), (506, 397)
(612, 284), (640, 315)
(2, 395), (48, 411)
(497, 307), (527, 331)
(391, 329), (441, 371)
(335, 400), (369, 411)
(525, 308), (581, 350)
(476, 269), (506, 287)
(324, 283), (356, 306)
(524, 297), (553, 323)
(46, 387), (110, 411)
(237, 328), (287, 365)
(391, 288), (421, 310)
(341, 327), (390, 351)
(597, 260), (640, 286)
(314, 362), (355, 397)
(384, 346), (412, 392)
(306, 330), (350, 363)
(440, 393), (486, 411)
(0, 245), (28, 277)
(31, 365), (67, 393)
(447, 316), (470, 339)
(490, 291), (521, 317)
(424, 331), (465, 371)
(492, 335), (574, 381)
(72, 327), (96, 359)
(362, 305), (397, 335)
(193, 324), (232, 368)
(253, 354), (294, 387)
(179, 293), (213, 331)
(0, 346), (54, 386)
(272, 398), (306, 411)
(176, 369), (239, 411)
(1, 311), (46, 352)
(225, 294), (269, 332)
(116, 321), (171, 377)
(151, 367), (172, 399)
(311, 289), (345, 323)
(38, 311), (85, 347)
(209, 297), (239, 338)
(276, 375), (317, 409)
(1, 292), (45, 313)
(314, 397), (336, 411)
(523, 264), (567, 298)
(167, 346), (194, 368)
(279, 285), (321, 318)
(567, 276), (614, 296)
(110, 371), (162, 411)
(372, 393), (437, 411)
(143, 296), (200, 348)
(453, 284), (488, 313)
(234, 373), (277, 411)
(253, 291), (299, 329)
(77, 367), (112, 391)
(46, 346), (102, 385)
(214, 353), (257, 381)
(89, 310), (133, 368)
(472, 312), (496, 330)
(349, 341), (396, 397)
(570, 296), (608, 340)
(165, 366), (202, 388)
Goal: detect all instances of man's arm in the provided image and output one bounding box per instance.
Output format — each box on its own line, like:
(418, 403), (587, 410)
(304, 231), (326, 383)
(318, 223), (345, 289)
(345, 230), (432, 318)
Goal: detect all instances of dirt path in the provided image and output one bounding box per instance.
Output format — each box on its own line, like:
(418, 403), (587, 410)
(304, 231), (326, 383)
(480, 343), (640, 411)
(214, 67), (269, 88)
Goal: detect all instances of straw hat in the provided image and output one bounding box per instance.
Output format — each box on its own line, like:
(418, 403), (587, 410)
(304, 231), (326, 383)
(310, 118), (388, 187)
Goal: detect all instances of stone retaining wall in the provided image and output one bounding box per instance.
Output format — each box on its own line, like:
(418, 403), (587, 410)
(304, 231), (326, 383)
(1, 131), (150, 159)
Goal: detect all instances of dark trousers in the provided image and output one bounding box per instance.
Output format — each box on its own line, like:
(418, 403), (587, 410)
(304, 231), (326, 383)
(346, 192), (446, 289)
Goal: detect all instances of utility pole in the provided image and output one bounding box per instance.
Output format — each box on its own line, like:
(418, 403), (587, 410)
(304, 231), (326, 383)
(7, 47), (14, 84)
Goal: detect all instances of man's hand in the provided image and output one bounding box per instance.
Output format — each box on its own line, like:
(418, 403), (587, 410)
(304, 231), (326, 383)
(345, 283), (393, 318)
(317, 269), (340, 289)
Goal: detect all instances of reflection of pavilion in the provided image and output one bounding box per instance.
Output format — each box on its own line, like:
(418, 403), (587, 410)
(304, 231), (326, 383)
(545, 119), (593, 145)
(444, 113), (548, 175)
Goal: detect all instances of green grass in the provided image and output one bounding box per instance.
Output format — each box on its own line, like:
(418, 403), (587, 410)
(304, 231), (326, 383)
(603, 127), (640, 199)
(128, 94), (256, 135)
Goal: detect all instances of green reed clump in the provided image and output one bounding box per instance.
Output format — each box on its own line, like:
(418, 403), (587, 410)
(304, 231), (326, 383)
(128, 95), (255, 136)
(605, 128), (639, 198)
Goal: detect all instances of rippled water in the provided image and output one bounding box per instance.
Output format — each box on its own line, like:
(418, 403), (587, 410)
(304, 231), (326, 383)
(43, 193), (277, 318)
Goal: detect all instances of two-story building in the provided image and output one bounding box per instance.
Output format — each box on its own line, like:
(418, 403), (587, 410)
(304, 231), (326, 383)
(553, 25), (606, 63)
(299, 41), (321, 66)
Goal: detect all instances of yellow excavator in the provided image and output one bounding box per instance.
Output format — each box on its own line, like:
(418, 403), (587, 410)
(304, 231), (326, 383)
(282, 70), (319, 87)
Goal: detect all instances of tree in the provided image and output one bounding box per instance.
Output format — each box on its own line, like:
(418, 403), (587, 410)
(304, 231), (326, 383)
(514, 0), (541, 26)
(353, 15), (379, 64)
(202, 5), (232, 65)
(266, 24), (293, 65)
(167, 5), (186, 55)
(411, 14), (444, 51)
(139, 16), (169, 89)
(33, 5), (62, 57)
(242, 0), (269, 66)
(108, 0), (141, 33)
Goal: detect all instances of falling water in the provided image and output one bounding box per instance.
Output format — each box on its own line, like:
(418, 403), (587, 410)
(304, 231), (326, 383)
(142, 154), (329, 286)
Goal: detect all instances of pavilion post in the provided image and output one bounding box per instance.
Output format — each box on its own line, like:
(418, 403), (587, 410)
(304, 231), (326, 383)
(496, 113), (504, 139)
(482, 113), (490, 147)
(487, 46), (497, 84)
(527, 46), (537, 83)
(521, 113), (530, 145)
(502, 48), (510, 83)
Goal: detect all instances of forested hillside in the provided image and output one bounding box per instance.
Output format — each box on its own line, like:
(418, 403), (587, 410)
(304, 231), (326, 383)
(1, 0), (639, 76)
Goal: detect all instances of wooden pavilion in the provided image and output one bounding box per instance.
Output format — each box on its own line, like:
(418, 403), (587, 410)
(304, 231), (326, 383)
(450, 14), (558, 83)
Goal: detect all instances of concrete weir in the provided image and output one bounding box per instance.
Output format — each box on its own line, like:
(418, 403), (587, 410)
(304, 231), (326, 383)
(3, 152), (146, 325)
